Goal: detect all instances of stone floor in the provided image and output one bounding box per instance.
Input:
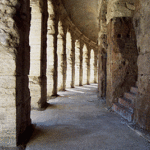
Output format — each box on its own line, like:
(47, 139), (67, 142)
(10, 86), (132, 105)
(26, 84), (150, 150)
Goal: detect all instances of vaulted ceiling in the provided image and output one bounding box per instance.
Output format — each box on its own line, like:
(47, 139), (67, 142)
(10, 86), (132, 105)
(61, 0), (99, 43)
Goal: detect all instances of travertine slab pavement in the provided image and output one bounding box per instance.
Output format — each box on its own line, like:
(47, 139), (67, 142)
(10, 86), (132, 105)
(26, 84), (150, 150)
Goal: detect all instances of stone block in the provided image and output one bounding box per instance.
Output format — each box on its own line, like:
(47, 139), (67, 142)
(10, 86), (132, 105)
(137, 75), (150, 96)
(16, 76), (30, 106)
(138, 53), (150, 75)
(0, 88), (16, 107)
(0, 107), (16, 147)
(29, 61), (41, 76)
(135, 94), (150, 131)
(0, 49), (16, 76)
(0, 76), (16, 89)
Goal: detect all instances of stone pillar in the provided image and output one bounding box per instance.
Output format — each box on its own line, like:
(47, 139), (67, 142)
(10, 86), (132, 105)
(75, 40), (80, 86)
(94, 49), (98, 83)
(79, 42), (84, 86)
(98, 0), (107, 98)
(66, 31), (72, 88)
(57, 21), (64, 91)
(83, 44), (88, 85)
(47, 1), (58, 97)
(29, 0), (47, 109)
(98, 44), (103, 98)
(0, 0), (31, 147)
(71, 33), (75, 88)
(98, 34), (107, 99)
(40, 0), (48, 108)
(29, 0), (41, 108)
(90, 49), (95, 83)
(102, 52), (107, 98)
(87, 46), (90, 85)
(63, 29), (67, 90)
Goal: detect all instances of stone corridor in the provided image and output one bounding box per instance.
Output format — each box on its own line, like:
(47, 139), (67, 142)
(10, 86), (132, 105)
(1, 0), (150, 149)
(26, 84), (150, 150)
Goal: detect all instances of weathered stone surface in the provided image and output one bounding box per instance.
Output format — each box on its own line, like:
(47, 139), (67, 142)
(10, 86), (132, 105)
(29, 0), (42, 108)
(94, 49), (98, 83)
(0, 0), (31, 147)
(66, 31), (72, 88)
(138, 53), (150, 75)
(90, 49), (95, 83)
(83, 44), (88, 85)
(57, 21), (64, 91)
(133, 0), (150, 131)
(106, 17), (138, 105)
(107, 0), (135, 24)
(75, 40), (80, 86)
(0, 0), (98, 148)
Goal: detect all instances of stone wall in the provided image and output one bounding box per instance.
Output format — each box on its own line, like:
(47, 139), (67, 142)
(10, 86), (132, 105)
(133, 0), (150, 131)
(98, 0), (150, 131)
(75, 40), (80, 86)
(0, 0), (31, 147)
(106, 17), (138, 105)
(98, 0), (138, 104)
(97, 0), (108, 99)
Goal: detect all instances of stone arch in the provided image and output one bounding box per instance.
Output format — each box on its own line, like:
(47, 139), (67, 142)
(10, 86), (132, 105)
(29, 0), (48, 109)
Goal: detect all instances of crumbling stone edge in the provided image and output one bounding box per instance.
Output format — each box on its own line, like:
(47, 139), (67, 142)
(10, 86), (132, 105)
(126, 123), (150, 143)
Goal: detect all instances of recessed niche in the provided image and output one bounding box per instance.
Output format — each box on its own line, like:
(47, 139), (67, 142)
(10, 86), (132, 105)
(117, 34), (121, 38)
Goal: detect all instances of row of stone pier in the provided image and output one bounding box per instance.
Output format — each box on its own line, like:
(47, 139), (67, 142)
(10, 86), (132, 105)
(29, 0), (98, 109)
